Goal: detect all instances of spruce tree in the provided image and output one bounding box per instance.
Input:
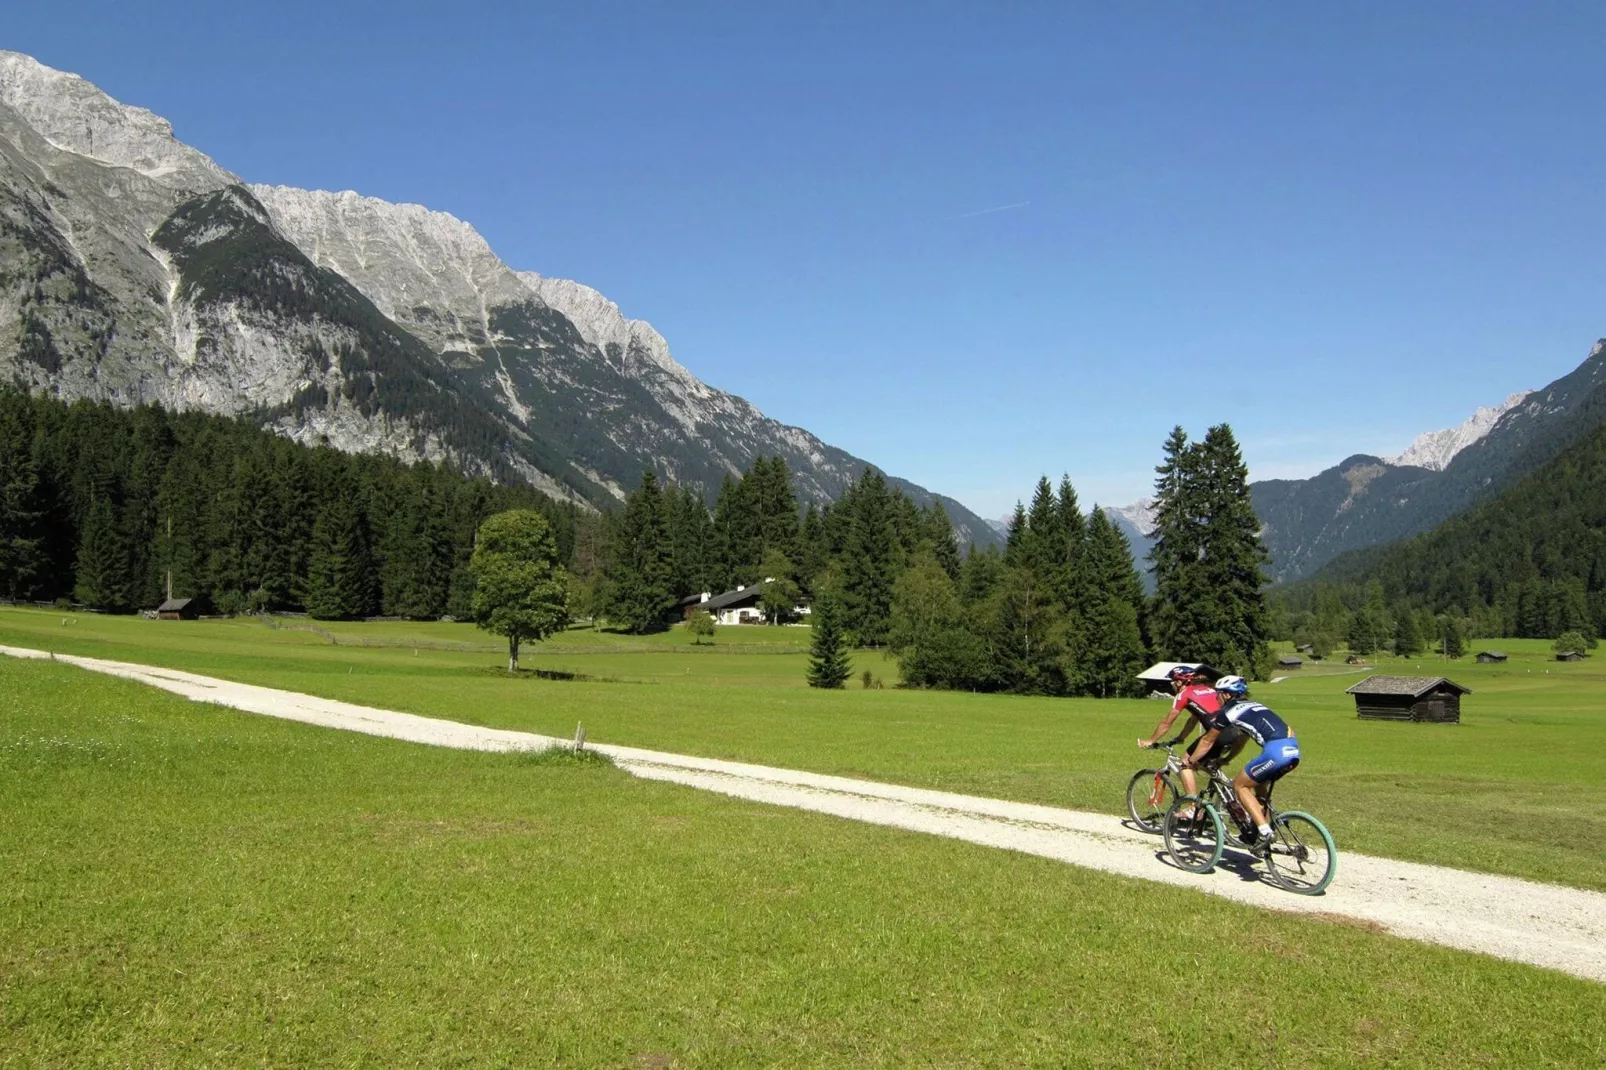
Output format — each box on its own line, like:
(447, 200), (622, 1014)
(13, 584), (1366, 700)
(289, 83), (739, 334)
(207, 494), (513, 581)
(1147, 425), (1206, 660)
(1395, 607), (1424, 656)
(304, 492), (376, 620)
(919, 500), (962, 580)
(839, 468), (897, 645)
(1070, 509), (1149, 696)
(1194, 424), (1270, 675)
(607, 471), (676, 633)
(806, 590), (853, 688)
(73, 497), (132, 611)
(1054, 475), (1087, 609)
(0, 394), (45, 599)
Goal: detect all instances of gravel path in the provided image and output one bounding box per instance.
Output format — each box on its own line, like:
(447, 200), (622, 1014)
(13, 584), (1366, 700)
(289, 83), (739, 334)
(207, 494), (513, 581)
(8, 644), (1604, 984)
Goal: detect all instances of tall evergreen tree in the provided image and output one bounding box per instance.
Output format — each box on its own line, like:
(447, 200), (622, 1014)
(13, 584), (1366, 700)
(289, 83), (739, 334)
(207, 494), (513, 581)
(838, 468), (898, 645)
(1148, 425), (1208, 660)
(73, 496), (132, 610)
(918, 500), (962, 580)
(0, 395), (45, 599)
(1193, 424), (1270, 675)
(607, 471), (676, 633)
(1054, 475), (1087, 609)
(304, 489), (377, 620)
(1069, 510), (1149, 697)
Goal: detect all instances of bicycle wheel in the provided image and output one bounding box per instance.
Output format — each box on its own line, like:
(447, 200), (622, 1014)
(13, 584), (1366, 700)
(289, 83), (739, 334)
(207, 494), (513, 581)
(1163, 796), (1224, 874)
(1263, 810), (1337, 895)
(1126, 768), (1180, 833)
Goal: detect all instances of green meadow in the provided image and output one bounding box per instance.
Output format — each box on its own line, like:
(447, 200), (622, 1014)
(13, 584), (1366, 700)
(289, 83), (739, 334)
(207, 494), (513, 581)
(1, 607), (1601, 891)
(4, 652), (1604, 1066)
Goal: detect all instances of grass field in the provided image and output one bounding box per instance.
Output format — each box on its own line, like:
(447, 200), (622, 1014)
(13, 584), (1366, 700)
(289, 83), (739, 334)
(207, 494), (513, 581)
(1, 607), (1601, 893)
(3, 654), (1604, 1066)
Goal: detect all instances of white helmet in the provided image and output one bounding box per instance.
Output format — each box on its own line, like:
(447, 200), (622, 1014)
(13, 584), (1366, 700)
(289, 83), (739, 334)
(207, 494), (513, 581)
(1215, 675), (1248, 697)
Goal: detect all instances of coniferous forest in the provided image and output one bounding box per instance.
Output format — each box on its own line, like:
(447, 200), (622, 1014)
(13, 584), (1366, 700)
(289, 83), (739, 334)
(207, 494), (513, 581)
(0, 390), (575, 618)
(1272, 413), (1606, 650)
(0, 387), (1279, 695)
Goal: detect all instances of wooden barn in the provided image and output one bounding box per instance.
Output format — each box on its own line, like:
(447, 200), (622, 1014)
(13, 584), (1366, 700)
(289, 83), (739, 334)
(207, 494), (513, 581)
(1556, 651), (1585, 662)
(1346, 675), (1470, 723)
(1277, 655), (1303, 669)
(1475, 651), (1508, 664)
(155, 597), (200, 621)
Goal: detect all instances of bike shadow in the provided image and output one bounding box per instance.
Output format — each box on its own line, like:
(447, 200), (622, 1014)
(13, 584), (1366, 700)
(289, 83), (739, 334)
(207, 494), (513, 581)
(1150, 844), (1316, 894)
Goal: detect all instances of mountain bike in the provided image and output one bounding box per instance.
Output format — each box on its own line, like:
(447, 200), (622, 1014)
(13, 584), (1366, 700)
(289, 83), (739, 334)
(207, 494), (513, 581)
(1161, 766), (1337, 895)
(1125, 737), (1188, 833)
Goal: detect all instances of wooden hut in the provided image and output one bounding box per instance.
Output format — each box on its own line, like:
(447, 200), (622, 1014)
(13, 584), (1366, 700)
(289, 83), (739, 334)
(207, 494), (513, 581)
(155, 597), (200, 621)
(1346, 675), (1470, 723)
(1555, 651), (1585, 662)
(1475, 651), (1507, 664)
(1295, 643), (1314, 655)
(1277, 655), (1303, 669)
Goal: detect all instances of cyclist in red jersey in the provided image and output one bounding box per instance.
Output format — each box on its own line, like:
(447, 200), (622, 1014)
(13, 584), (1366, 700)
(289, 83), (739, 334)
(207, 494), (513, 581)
(1138, 664), (1243, 806)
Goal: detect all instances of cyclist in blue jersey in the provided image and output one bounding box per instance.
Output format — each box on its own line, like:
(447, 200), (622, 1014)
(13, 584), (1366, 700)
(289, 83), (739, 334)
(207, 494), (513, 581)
(1191, 676), (1301, 855)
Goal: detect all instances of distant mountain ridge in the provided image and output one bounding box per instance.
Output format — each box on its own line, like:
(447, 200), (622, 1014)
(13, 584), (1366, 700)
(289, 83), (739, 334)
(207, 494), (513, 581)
(1385, 391), (1530, 471)
(0, 50), (999, 547)
(1104, 343), (1605, 583)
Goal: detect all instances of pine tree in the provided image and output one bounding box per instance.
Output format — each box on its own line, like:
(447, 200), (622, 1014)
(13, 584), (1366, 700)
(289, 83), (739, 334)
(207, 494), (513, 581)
(607, 471), (676, 633)
(1147, 426), (1206, 660)
(73, 496), (132, 610)
(0, 394), (45, 599)
(1069, 509), (1149, 696)
(1395, 607), (1424, 656)
(919, 500), (962, 580)
(1054, 475), (1087, 610)
(806, 590), (852, 688)
(750, 456), (800, 563)
(304, 491), (376, 620)
(839, 469), (897, 645)
(1193, 424), (1269, 675)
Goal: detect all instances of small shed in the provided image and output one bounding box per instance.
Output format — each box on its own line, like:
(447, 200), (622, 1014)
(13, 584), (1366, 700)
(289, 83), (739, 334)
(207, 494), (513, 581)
(1475, 651), (1508, 664)
(156, 597), (200, 621)
(1295, 643), (1314, 655)
(1556, 651), (1585, 662)
(1278, 655), (1303, 669)
(1347, 675), (1471, 723)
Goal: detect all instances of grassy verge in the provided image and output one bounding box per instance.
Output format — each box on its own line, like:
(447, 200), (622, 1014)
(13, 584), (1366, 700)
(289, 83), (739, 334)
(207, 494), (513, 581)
(1, 608), (1601, 890)
(3, 655), (1602, 1066)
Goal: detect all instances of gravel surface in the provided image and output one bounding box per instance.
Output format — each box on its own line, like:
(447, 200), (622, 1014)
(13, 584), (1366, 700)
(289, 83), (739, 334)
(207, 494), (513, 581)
(7, 644), (1603, 984)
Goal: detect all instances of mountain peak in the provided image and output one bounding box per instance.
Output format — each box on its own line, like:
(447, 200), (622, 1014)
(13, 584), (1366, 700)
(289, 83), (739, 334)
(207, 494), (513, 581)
(0, 50), (233, 189)
(1385, 391), (1531, 471)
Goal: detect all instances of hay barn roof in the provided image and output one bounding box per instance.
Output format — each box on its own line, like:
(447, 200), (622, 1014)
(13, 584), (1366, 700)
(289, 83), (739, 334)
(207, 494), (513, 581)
(1345, 675), (1471, 698)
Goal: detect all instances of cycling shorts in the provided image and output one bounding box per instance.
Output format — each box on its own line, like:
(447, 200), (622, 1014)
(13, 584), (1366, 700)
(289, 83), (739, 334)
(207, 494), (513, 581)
(1244, 736), (1300, 784)
(1199, 725), (1245, 767)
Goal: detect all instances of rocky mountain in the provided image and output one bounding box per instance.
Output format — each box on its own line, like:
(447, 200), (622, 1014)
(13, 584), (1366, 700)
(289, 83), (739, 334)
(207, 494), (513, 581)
(1384, 391), (1530, 471)
(1254, 341), (1606, 581)
(1104, 344), (1606, 584)
(0, 50), (999, 547)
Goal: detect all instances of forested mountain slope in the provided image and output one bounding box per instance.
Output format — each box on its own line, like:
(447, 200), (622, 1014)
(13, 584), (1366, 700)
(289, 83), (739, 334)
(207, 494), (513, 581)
(0, 50), (997, 546)
(1298, 409), (1606, 638)
(1250, 340), (1606, 580)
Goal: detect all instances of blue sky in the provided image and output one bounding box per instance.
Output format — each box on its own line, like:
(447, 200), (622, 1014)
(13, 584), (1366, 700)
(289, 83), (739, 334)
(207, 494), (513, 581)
(9, 2), (1605, 516)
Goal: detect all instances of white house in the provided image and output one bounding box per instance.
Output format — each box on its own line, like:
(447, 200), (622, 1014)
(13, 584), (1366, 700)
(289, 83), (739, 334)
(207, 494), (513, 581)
(680, 580), (809, 626)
